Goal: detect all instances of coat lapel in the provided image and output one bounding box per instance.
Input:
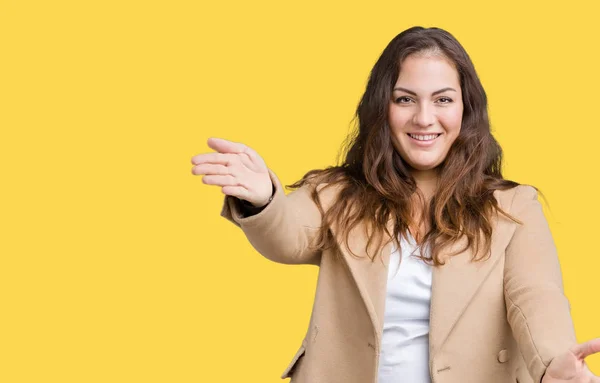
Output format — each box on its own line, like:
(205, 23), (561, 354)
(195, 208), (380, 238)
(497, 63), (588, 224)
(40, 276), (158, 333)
(334, 221), (393, 338)
(429, 196), (511, 357)
(334, 213), (506, 358)
(428, 235), (503, 357)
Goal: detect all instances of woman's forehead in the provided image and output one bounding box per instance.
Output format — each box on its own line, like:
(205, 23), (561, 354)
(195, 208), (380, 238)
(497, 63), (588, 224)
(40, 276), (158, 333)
(395, 55), (460, 90)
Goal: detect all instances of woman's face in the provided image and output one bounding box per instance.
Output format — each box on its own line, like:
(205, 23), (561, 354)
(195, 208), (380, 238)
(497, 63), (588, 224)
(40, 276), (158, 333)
(388, 54), (464, 173)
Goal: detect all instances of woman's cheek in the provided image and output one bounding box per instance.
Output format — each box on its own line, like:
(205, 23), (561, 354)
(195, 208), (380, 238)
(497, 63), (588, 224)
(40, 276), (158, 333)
(441, 111), (463, 134)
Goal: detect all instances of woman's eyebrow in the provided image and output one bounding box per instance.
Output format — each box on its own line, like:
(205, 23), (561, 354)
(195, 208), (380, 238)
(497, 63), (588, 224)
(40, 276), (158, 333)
(393, 87), (457, 96)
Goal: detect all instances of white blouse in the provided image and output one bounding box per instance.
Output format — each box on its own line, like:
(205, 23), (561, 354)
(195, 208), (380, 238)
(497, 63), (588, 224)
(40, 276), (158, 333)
(377, 232), (433, 383)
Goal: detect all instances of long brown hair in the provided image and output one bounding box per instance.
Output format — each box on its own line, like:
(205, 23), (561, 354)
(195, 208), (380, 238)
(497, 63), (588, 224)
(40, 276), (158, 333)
(288, 26), (525, 265)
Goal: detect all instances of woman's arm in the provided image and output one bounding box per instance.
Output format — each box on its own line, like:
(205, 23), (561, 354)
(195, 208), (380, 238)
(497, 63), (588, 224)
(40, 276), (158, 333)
(221, 169), (325, 266)
(504, 185), (577, 382)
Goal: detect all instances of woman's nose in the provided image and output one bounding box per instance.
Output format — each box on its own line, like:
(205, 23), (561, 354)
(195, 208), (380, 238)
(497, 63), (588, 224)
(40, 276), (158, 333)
(412, 104), (436, 127)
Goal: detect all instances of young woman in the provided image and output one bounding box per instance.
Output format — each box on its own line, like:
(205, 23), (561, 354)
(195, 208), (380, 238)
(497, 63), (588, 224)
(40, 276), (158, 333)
(191, 27), (599, 383)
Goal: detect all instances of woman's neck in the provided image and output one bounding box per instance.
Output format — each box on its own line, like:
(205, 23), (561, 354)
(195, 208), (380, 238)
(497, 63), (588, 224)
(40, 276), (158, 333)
(408, 168), (439, 244)
(411, 168), (439, 201)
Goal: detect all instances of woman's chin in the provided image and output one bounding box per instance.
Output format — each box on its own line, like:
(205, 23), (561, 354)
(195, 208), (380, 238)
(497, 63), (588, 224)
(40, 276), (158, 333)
(407, 161), (441, 172)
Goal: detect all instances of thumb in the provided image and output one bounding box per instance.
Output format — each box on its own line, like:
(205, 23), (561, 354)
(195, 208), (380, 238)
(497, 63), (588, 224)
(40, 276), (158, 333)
(572, 338), (600, 360)
(207, 137), (247, 154)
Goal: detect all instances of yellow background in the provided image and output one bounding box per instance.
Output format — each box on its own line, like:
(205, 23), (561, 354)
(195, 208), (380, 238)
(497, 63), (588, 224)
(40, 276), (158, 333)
(1, 0), (599, 382)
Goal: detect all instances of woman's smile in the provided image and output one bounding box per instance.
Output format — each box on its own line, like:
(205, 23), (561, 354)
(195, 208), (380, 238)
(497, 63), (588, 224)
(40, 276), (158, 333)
(407, 133), (442, 147)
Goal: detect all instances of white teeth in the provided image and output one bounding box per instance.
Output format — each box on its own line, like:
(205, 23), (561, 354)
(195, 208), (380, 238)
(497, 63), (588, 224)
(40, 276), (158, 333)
(409, 133), (439, 141)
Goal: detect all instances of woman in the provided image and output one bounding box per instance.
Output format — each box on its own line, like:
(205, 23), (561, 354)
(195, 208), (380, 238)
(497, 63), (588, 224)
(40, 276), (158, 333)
(191, 27), (599, 382)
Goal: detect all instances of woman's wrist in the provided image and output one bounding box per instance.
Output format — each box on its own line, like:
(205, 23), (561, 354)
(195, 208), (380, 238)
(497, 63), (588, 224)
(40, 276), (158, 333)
(238, 183), (275, 217)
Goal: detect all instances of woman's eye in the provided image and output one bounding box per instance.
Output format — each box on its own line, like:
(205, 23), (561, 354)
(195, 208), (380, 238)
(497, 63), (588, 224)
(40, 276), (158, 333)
(437, 97), (453, 104)
(395, 96), (412, 104)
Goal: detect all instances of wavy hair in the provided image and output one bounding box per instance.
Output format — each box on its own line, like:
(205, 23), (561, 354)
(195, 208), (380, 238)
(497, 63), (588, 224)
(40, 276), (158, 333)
(288, 26), (527, 265)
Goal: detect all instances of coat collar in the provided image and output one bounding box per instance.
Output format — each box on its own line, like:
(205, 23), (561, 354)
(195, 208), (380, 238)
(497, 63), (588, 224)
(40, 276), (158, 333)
(334, 206), (508, 358)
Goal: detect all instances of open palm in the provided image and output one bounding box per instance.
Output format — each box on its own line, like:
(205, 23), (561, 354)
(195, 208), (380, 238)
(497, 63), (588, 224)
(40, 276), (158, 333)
(191, 138), (272, 207)
(542, 338), (600, 383)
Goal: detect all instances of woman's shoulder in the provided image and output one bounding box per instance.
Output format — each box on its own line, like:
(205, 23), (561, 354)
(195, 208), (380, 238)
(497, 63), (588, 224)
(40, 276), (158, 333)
(290, 167), (354, 204)
(493, 183), (539, 215)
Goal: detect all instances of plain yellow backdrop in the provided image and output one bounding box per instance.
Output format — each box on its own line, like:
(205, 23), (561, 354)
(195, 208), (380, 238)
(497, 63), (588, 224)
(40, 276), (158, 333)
(1, 0), (599, 382)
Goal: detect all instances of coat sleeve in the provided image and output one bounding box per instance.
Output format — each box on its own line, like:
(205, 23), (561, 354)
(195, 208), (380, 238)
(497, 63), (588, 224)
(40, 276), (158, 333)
(504, 185), (577, 382)
(220, 169), (326, 266)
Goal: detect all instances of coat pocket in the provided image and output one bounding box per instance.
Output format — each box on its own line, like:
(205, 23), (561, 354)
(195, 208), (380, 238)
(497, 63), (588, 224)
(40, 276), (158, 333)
(280, 343), (306, 379)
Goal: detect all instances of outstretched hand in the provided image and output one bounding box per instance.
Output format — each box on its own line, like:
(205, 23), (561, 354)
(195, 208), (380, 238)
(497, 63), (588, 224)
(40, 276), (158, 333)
(542, 338), (600, 382)
(191, 138), (272, 207)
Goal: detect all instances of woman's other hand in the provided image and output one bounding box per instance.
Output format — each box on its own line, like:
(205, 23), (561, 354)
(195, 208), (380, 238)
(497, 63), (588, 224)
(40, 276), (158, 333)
(542, 338), (600, 382)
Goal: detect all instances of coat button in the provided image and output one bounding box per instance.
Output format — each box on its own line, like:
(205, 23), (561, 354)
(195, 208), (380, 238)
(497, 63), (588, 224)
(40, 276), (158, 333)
(497, 349), (509, 363)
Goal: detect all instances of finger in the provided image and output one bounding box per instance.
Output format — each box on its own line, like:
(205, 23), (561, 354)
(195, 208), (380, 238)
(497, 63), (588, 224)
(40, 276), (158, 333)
(237, 149), (258, 169)
(221, 185), (250, 200)
(202, 174), (239, 187)
(208, 138), (262, 168)
(572, 338), (600, 359)
(239, 144), (262, 164)
(191, 152), (238, 166)
(192, 163), (230, 176)
(207, 137), (249, 154)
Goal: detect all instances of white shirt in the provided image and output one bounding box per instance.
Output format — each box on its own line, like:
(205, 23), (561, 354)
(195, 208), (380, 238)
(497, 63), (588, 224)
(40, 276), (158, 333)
(377, 232), (433, 383)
